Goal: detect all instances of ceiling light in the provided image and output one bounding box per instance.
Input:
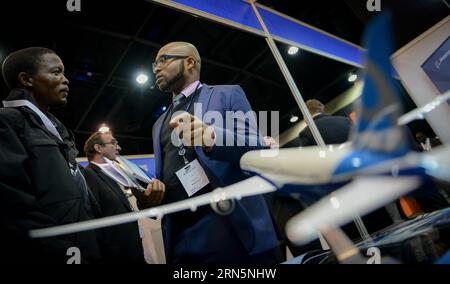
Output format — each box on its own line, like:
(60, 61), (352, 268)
(288, 46), (299, 55)
(290, 115), (299, 123)
(136, 73), (149, 85)
(98, 124), (110, 133)
(348, 73), (358, 82)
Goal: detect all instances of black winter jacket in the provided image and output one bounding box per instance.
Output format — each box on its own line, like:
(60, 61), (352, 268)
(0, 89), (101, 263)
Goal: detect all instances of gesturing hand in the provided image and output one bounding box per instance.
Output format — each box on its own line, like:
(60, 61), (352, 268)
(169, 112), (215, 149)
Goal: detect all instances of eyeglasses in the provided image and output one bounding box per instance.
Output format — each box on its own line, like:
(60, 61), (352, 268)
(99, 139), (119, 147)
(152, 54), (189, 73)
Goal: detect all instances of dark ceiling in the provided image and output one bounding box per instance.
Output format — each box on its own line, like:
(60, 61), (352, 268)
(0, 0), (448, 155)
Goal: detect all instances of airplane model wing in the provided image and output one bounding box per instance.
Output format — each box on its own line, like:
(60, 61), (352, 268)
(285, 176), (420, 246)
(29, 176), (276, 238)
(398, 90), (450, 126)
(418, 145), (450, 182)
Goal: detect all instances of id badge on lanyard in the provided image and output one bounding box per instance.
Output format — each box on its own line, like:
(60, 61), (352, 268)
(170, 83), (210, 196)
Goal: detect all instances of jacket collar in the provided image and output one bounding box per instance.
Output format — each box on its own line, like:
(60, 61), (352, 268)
(4, 88), (76, 154)
(313, 113), (326, 120)
(5, 88), (40, 108)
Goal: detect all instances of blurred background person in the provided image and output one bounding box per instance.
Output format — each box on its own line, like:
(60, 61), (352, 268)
(415, 131), (441, 151)
(83, 130), (165, 263)
(299, 99), (353, 146)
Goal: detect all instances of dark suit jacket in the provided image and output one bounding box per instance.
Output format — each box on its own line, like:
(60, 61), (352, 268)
(82, 163), (145, 263)
(299, 114), (352, 146)
(152, 84), (279, 263)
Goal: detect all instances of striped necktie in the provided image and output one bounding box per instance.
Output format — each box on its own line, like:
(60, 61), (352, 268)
(172, 93), (185, 108)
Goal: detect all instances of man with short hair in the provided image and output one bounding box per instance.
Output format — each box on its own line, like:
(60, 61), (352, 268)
(0, 47), (101, 263)
(82, 130), (165, 263)
(299, 99), (353, 146)
(152, 41), (279, 264)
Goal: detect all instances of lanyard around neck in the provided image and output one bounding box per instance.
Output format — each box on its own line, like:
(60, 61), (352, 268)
(3, 99), (63, 141)
(171, 82), (201, 113)
(163, 83), (202, 165)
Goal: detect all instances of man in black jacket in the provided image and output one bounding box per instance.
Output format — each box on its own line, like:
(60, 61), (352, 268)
(299, 99), (353, 146)
(0, 47), (101, 263)
(82, 130), (165, 263)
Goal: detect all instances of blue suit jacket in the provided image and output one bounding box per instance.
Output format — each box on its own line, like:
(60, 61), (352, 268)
(152, 84), (278, 261)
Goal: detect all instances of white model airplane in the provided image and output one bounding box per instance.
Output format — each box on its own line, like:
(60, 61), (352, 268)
(241, 13), (450, 246)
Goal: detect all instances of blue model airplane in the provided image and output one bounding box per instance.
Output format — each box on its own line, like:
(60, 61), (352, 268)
(240, 13), (450, 246)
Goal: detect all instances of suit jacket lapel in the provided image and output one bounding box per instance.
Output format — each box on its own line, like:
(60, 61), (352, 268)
(195, 84), (213, 118)
(153, 113), (166, 180)
(192, 85), (219, 186)
(89, 163), (133, 211)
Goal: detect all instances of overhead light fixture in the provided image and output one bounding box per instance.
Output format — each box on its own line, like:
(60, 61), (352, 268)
(162, 106), (167, 111)
(348, 73), (358, 82)
(290, 115), (299, 123)
(136, 73), (149, 85)
(98, 124), (110, 133)
(288, 46), (299, 55)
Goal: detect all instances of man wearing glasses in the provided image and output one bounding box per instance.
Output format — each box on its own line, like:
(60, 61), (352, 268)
(82, 130), (165, 263)
(152, 41), (279, 264)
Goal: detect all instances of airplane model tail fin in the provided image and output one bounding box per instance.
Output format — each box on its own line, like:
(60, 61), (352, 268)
(334, 13), (412, 176)
(352, 13), (409, 157)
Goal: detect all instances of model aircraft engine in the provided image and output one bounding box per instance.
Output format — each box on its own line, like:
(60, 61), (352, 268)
(211, 199), (235, 215)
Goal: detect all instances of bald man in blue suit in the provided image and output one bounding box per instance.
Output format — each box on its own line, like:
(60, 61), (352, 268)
(151, 41), (279, 264)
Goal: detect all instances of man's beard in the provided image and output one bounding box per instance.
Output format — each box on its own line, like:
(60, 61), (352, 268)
(160, 61), (184, 92)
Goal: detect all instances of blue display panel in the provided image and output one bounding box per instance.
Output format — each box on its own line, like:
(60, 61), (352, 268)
(168, 0), (365, 67)
(173, 0), (262, 31)
(258, 7), (365, 67)
(128, 157), (156, 177)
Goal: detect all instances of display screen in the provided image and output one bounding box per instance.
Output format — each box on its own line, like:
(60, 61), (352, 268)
(421, 36), (450, 94)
